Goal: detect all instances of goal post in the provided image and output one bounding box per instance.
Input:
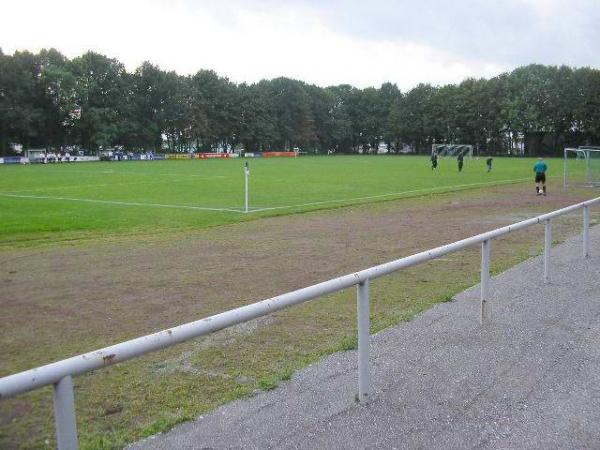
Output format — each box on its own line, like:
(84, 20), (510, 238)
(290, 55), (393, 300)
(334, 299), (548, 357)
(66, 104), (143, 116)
(564, 147), (600, 188)
(432, 144), (473, 159)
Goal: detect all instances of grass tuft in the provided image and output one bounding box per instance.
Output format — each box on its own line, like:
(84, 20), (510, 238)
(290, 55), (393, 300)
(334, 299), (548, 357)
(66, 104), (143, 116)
(338, 335), (358, 351)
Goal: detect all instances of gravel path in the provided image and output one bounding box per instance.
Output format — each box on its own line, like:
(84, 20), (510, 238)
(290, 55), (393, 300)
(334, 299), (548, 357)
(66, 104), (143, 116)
(130, 226), (600, 450)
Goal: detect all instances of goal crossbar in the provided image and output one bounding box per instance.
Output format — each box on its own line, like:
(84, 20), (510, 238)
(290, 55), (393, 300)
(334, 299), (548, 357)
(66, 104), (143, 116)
(432, 144), (473, 159)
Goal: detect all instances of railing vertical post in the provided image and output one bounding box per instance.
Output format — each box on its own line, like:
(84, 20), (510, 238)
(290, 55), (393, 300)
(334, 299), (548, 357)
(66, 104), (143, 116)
(480, 239), (491, 324)
(357, 279), (371, 405)
(544, 219), (551, 283)
(53, 375), (79, 450)
(583, 205), (590, 258)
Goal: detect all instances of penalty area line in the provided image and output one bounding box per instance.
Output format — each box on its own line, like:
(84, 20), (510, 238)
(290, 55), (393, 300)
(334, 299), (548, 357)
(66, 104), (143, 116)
(248, 178), (532, 213)
(0, 193), (243, 213)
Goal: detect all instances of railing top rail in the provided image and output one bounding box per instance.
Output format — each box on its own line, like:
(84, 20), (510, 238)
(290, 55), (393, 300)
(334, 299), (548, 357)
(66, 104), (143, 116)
(1, 196), (599, 400)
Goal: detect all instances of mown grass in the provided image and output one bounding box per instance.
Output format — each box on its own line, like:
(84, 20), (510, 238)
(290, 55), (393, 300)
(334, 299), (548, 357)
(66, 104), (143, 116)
(0, 156), (545, 247)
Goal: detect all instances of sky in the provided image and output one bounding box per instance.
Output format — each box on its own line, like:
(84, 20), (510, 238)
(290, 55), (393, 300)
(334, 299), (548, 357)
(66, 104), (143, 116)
(1, 0), (599, 90)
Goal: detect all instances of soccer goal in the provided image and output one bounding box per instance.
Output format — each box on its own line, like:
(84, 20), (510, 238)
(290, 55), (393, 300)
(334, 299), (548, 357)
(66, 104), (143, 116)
(432, 144), (473, 159)
(564, 147), (600, 187)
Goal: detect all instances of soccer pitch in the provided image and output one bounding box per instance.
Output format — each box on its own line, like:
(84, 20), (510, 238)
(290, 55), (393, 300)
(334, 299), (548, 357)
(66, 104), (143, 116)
(0, 156), (542, 244)
(0, 155), (587, 449)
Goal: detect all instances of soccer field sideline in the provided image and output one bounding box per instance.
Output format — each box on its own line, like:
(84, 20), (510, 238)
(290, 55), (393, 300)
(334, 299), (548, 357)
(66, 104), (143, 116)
(0, 176), (534, 216)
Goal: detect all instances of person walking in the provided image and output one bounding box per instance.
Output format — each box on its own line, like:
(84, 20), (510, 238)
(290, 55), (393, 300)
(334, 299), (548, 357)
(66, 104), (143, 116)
(533, 157), (548, 196)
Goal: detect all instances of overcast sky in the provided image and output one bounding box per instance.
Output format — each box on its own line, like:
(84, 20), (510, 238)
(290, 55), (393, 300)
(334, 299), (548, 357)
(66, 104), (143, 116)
(1, 0), (599, 90)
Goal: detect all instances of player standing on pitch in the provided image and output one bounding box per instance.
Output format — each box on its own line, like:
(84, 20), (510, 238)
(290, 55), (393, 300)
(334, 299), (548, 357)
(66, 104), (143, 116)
(457, 153), (464, 172)
(533, 157), (548, 196)
(431, 151), (438, 170)
(486, 157), (493, 172)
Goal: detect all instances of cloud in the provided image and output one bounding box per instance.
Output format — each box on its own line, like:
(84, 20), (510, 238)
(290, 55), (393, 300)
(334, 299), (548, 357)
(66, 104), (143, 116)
(1, 0), (598, 90)
(276, 0), (600, 67)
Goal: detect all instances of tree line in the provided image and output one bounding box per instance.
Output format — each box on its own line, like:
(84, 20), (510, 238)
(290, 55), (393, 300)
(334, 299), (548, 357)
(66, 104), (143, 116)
(1, 48), (600, 156)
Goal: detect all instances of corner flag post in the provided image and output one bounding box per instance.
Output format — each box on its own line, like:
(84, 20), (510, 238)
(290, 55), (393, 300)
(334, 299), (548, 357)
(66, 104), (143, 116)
(245, 161), (250, 213)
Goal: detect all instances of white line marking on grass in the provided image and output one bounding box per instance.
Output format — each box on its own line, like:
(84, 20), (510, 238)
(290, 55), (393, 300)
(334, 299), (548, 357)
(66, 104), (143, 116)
(0, 193), (243, 213)
(33, 167), (228, 179)
(86, 171), (227, 179)
(2, 176), (227, 194)
(248, 178), (531, 213)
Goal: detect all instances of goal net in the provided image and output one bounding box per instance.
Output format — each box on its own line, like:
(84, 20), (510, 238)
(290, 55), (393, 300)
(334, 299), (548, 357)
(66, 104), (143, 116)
(564, 147), (600, 187)
(432, 144), (473, 159)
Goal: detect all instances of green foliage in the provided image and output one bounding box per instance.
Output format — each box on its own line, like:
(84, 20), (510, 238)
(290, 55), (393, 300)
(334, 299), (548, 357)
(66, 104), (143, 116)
(2, 48), (600, 156)
(440, 292), (455, 302)
(257, 376), (279, 391)
(338, 334), (358, 351)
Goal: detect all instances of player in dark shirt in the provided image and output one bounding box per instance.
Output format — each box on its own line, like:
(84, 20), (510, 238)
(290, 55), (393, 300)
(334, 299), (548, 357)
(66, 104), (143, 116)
(534, 158), (548, 196)
(431, 152), (438, 170)
(486, 157), (493, 172)
(457, 153), (464, 172)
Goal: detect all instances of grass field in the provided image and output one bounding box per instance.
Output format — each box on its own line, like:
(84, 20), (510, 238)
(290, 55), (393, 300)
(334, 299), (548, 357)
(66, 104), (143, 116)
(0, 156), (541, 246)
(1, 155), (593, 449)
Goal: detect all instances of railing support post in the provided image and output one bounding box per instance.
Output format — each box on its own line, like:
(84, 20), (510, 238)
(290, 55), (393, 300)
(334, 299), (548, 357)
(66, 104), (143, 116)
(480, 239), (491, 324)
(53, 375), (79, 450)
(357, 279), (371, 405)
(544, 219), (551, 283)
(583, 205), (590, 258)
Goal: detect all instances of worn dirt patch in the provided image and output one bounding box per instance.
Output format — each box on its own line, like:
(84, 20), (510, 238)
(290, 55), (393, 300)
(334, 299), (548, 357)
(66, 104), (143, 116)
(0, 184), (594, 368)
(0, 182), (597, 449)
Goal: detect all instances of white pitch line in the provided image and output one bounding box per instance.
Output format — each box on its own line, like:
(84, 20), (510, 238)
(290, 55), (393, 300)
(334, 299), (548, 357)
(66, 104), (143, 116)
(248, 178), (532, 213)
(28, 166), (228, 179)
(0, 193), (243, 213)
(2, 176), (227, 194)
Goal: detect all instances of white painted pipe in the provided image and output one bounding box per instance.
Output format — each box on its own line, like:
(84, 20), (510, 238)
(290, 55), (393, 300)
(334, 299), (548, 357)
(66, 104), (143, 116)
(53, 376), (78, 450)
(544, 219), (552, 283)
(357, 280), (371, 404)
(480, 239), (491, 324)
(584, 205), (590, 258)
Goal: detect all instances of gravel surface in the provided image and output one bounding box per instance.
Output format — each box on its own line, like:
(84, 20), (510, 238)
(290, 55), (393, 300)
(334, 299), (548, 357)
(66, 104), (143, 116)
(130, 226), (600, 450)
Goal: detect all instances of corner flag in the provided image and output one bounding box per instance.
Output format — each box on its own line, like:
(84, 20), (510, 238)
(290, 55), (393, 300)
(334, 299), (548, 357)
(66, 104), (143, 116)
(244, 161), (250, 213)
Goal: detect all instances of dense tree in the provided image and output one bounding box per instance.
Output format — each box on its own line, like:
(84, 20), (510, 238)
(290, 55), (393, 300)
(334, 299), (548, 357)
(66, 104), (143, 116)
(325, 85), (355, 152)
(161, 72), (191, 152)
(68, 52), (127, 150)
(394, 83), (437, 153)
(0, 51), (45, 152)
(1, 49), (600, 156)
(379, 82), (402, 150)
(237, 81), (277, 152)
(573, 68), (600, 142)
(188, 70), (238, 151)
(35, 49), (77, 150)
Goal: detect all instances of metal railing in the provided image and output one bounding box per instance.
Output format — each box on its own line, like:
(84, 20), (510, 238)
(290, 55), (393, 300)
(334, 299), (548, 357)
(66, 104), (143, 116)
(1, 197), (599, 449)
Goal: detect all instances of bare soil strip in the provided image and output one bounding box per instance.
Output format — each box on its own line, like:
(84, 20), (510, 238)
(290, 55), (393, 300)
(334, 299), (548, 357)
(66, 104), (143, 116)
(0, 183), (597, 449)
